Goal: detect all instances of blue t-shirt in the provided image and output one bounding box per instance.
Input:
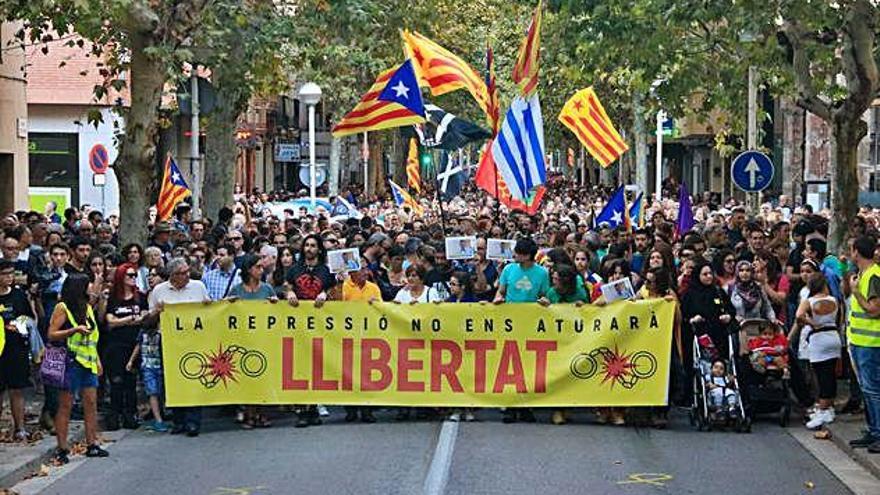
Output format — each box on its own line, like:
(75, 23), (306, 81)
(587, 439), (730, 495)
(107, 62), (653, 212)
(499, 263), (550, 303)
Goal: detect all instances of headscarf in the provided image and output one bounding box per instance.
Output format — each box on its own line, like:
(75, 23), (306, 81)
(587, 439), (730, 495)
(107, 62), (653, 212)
(733, 260), (762, 311)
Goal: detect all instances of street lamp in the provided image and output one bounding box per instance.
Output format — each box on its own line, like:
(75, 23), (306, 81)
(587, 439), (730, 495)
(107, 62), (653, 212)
(298, 82), (322, 208)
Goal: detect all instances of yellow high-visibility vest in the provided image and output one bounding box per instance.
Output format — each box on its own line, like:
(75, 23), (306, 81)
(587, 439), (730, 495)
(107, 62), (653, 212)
(849, 263), (880, 347)
(61, 303), (100, 373)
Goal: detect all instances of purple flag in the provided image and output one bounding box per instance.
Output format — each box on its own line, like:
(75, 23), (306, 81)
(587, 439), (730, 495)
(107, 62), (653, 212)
(676, 182), (695, 238)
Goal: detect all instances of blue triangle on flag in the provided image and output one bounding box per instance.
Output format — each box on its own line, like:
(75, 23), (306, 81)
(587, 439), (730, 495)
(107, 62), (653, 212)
(378, 59), (425, 117)
(168, 157), (190, 188)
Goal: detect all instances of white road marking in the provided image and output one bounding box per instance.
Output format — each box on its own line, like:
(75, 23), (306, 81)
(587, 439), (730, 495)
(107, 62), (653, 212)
(423, 420), (459, 495)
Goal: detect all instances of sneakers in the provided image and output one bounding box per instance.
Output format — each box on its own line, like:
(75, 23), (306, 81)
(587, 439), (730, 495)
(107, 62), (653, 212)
(806, 408), (835, 430)
(501, 410), (517, 424)
(868, 440), (880, 454)
(318, 405), (330, 417)
(122, 415), (140, 430)
(14, 429), (29, 443)
(463, 412), (476, 422)
(148, 420), (170, 433)
(850, 431), (876, 448)
(53, 448), (70, 465)
(519, 409), (537, 423)
(448, 413), (461, 422)
(85, 444), (110, 458)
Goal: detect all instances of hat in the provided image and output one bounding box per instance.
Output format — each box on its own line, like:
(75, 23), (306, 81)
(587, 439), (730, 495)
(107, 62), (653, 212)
(366, 232), (389, 246)
(154, 222), (171, 234)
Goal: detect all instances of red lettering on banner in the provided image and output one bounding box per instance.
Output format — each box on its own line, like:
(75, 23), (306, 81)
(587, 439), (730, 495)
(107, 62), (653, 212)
(341, 338), (354, 391)
(526, 340), (557, 393)
(281, 337), (309, 390)
(431, 340), (464, 393)
(311, 338), (338, 391)
(398, 339), (425, 392)
(465, 340), (496, 393)
(361, 339), (392, 391)
(492, 341), (527, 393)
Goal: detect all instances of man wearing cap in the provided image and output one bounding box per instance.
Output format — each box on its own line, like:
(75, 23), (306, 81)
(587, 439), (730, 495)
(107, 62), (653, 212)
(150, 222), (173, 262)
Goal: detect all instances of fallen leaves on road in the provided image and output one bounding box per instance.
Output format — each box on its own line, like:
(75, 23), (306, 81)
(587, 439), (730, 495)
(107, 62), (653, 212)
(814, 430), (832, 440)
(1, 489), (21, 495)
(804, 481), (815, 489)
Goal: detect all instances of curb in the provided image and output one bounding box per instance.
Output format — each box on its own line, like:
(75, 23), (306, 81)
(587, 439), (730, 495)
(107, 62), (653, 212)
(0, 423), (84, 489)
(826, 422), (880, 481)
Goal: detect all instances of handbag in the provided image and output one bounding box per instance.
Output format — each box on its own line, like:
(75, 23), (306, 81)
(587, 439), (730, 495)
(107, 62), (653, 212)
(40, 344), (69, 389)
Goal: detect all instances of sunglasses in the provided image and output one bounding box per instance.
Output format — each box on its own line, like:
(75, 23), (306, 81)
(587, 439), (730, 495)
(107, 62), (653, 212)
(125, 272), (138, 278)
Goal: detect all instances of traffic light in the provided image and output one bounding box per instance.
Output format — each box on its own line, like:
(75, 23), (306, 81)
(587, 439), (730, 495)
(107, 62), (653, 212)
(419, 149), (433, 169)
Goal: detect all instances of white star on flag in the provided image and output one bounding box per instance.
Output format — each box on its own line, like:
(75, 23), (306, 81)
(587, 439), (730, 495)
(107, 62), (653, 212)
(172, 172), (181, 183)
(392, 81), (410, 99)
(611, 210), (622, 225)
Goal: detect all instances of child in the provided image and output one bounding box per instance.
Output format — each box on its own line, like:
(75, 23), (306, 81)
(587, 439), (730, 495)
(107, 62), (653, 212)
(705, 359), (740, 419)
(126, 327), (168, 432)
(747, 324), (789, 374)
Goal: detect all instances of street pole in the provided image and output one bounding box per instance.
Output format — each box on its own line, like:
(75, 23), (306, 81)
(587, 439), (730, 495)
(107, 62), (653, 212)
(580, 146), (586, 187)
(308, 102), (316, 208)
(363, 132), (369, 198)
(748, 65), (758, 211)
(190, 71), (201, 218)
(655, 110), (664, 201)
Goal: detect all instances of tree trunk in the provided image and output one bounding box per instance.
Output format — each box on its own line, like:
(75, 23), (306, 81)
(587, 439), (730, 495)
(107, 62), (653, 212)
(115, 34), (167, 246)
(328, 136), (341, 196)
(203, 60), (247, 220)
(829, 117), (866, 253)
(204, 103), (239, 220)
(369, 140), (385, 200)
(633, 93), (648, 196)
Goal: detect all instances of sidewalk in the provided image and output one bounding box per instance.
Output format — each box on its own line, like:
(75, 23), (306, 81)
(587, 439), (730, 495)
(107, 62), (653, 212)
(825, 413), (880, 480)
(0, 389), (84, 489)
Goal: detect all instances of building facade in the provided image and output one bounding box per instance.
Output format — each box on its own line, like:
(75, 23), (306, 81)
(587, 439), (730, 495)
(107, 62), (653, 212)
(0, 21), (30, 214)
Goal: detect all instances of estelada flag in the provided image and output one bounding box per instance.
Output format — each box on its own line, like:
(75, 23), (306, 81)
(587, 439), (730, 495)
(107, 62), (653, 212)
(389, 179), (424, 216)
(475, 140), (544, 215)
(332, 60), (426, 138)
(512, 1), (543, 98)
(406, 138), (421, 194)
(401, 30), (493, 130)
(156, 155), (191, 221)
(558, 87), (629, 168)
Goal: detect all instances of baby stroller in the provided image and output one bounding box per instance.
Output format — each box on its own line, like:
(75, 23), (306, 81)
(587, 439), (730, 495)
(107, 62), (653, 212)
(690, 325), (750, 432)
(739, 318), (792, 427)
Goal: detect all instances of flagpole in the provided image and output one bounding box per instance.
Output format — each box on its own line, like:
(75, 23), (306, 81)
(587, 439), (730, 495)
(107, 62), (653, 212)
(362, 132), (369, 199)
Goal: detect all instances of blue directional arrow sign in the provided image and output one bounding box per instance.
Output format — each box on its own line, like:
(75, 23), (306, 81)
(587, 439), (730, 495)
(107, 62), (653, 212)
(731, 150), (774, 192)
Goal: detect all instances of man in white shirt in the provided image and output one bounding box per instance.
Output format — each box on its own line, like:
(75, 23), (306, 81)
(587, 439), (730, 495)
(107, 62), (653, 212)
(147, 257), (209, 437)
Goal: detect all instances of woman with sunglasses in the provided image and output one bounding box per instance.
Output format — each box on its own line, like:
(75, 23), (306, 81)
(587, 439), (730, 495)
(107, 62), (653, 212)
(122, 243), (148, 292)
(104, 262), (149, 430)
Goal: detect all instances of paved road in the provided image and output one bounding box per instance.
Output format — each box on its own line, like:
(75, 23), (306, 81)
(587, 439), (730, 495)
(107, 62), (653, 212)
(9, 409), (862, 495)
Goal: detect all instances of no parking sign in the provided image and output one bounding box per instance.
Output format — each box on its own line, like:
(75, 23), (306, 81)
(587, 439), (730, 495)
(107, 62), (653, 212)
(89, 144), (110, 174)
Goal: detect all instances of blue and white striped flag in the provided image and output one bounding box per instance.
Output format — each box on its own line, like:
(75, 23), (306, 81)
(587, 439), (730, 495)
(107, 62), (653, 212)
(490, 94), (547, 201)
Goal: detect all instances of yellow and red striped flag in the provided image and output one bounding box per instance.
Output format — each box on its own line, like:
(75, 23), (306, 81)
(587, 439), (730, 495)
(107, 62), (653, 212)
(512, 1), (543, 97)
(558, 87), (629, 168)
(156, 155), (191, 221)
(406, 137), (421, 194)
(401, 30), (493, 129)
(331, 64), (426, 138)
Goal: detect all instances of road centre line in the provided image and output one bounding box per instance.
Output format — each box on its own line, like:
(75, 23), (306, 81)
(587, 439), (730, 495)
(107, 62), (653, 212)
(423, 420), (459, 495)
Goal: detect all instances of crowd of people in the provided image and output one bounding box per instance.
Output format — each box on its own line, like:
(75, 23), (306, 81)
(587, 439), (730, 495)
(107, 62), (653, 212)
(1, 176), (879, 465)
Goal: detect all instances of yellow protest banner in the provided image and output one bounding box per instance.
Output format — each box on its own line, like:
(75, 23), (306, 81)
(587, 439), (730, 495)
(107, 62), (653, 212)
(161, 300), (675, 407)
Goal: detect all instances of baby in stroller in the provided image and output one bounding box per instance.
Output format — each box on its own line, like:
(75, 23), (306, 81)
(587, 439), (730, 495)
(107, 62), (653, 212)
(747, 323), (789, 375)
(705, 359), (741, 420)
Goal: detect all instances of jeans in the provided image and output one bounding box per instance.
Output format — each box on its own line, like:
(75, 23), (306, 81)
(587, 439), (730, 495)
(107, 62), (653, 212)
(850, 344), (880, 439)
